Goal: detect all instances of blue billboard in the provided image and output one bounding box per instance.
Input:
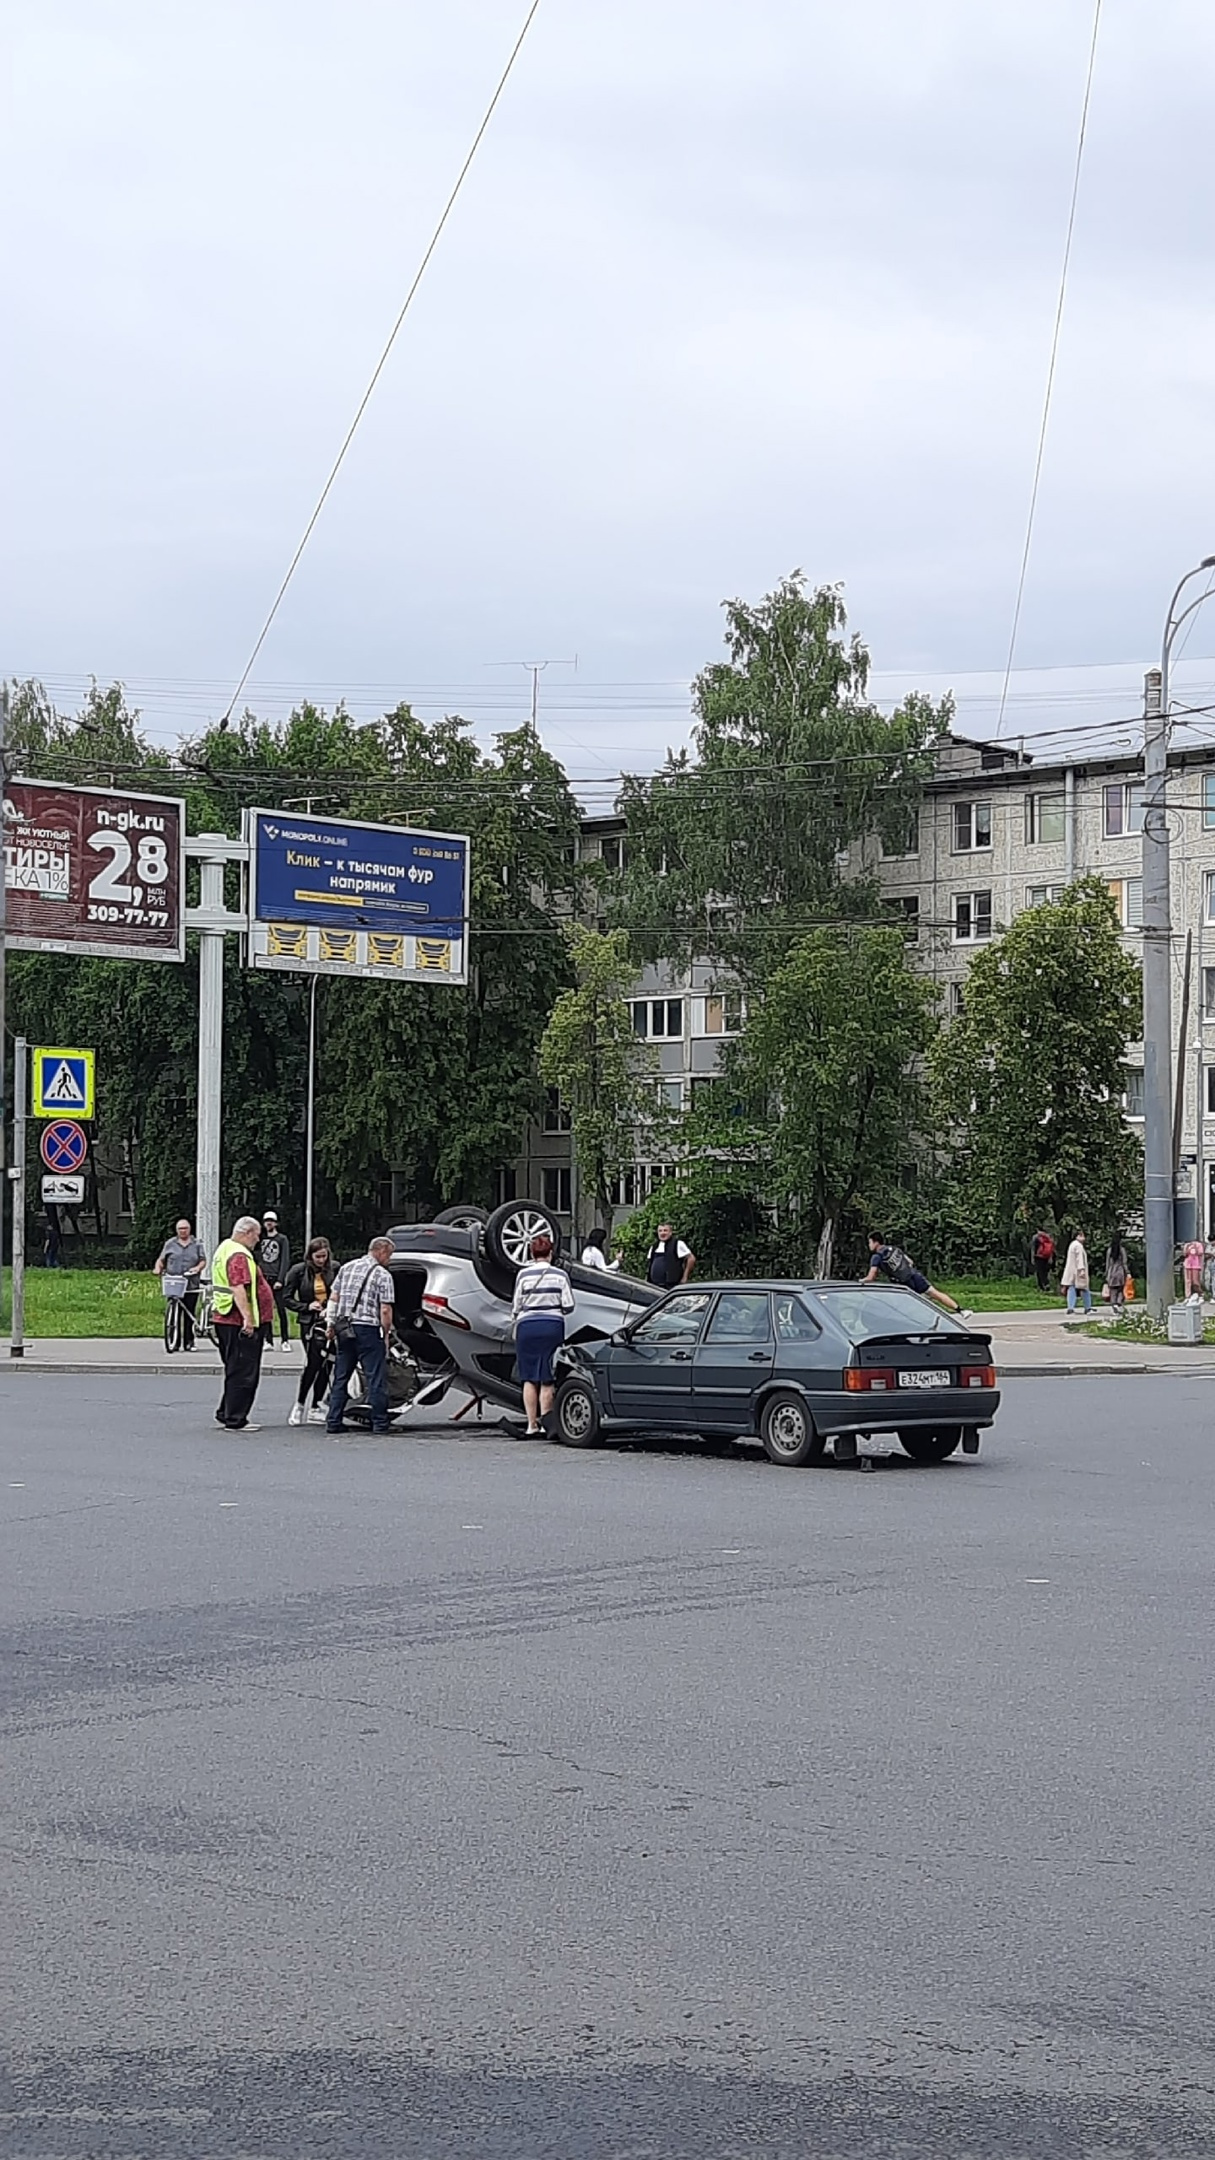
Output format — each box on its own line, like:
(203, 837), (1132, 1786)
(245, 811), (470, 985)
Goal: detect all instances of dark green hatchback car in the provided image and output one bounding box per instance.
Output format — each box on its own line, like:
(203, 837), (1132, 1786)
(551, 1280), (1000, 1467)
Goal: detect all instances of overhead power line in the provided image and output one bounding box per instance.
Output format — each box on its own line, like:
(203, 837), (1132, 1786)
(219, 0), (544, 729)
(993, 0), (1104, 740)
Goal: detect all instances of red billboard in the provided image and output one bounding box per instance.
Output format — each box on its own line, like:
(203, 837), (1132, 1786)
(3, 780), (185, 963)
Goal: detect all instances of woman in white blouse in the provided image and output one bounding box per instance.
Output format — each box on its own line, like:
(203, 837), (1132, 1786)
(511, 1234), (575, 1435)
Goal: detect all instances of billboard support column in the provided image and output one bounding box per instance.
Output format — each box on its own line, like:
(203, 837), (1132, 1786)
(9, 1039), (26, 1358)
(196, 844), (226, 1262)
(304, 973), (319, 1251)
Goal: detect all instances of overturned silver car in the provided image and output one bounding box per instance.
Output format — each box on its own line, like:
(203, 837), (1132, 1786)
(346, 1201), (658, 1424)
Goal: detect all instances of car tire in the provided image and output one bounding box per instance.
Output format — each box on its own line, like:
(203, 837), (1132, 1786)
(898, 1426), (963, 1464)
(759, 1390), (823, 1467)
(553, 1378), (601, 1448)
(483, 1200), (563, 1276)
(434, 1204), (490, 1229)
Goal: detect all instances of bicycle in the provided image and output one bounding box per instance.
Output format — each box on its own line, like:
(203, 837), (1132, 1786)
(161, 1275), (214, 1353)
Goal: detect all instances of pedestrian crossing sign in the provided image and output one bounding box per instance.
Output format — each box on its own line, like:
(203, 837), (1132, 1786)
(33, 1047), (95, 1120)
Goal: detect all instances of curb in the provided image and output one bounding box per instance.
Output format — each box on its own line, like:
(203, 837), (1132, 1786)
(999, 1362), (1215, 1379)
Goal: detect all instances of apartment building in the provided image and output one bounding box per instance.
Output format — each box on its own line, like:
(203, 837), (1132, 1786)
(510, 735), (1215, 1238)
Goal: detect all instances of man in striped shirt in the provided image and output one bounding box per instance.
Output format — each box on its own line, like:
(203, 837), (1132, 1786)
(326, 1236), (396, 1436)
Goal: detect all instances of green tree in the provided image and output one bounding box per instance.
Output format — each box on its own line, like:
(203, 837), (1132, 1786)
(931, 877), (1143, 1243)
(6, 683), (581, 1251)
(726, 925), (939, 1275)
(618, 575), (951, 987)
(538, 927), (655, 1231)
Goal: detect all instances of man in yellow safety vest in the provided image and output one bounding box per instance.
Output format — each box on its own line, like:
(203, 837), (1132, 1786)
(211, 1215), (271, 1430)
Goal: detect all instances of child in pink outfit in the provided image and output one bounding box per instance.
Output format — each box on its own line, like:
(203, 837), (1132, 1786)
(1183, 1239), (1205, 1300)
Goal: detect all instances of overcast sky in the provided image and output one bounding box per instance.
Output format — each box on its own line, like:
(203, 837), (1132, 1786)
(6, 0), (1215, 780)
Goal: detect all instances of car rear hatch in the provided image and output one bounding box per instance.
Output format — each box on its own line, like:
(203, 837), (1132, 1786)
(846, 1331), (996, 1397)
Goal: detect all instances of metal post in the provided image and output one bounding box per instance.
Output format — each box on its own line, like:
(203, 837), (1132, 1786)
(10, 1037), (26, 1355)
(304, 974), (318, 1250)
(0, 684), (8, 1189)
(1142, 665), (1173, 1316)
(196, 843), (226, 1261)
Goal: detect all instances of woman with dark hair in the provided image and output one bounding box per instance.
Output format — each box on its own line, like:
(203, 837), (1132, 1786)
(511, 1233), (575, 1436)
(284, 1234), (338, 1426)
(1104, 1233), (1129, 1315)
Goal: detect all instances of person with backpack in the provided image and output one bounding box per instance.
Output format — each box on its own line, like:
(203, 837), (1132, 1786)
(862, 1233), (969, 1317)
(1030, 1227), (1055, 1294)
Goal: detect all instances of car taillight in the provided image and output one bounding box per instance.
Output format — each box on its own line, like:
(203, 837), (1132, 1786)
(422, 1293), (471, 1330)
(962, 1365), (997, 1389)
(844, 1367), (896, 1392)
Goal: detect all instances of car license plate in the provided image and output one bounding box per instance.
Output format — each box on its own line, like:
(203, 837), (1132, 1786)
(898, 1368), (951, 1388)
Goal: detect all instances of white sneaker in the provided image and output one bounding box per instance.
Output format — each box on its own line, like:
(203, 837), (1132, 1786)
(287, 1402), (304, 1427)
(307, 1407), (327, 1425)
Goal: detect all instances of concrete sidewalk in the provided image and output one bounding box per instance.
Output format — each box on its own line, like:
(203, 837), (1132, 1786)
(2, 1311), (1213, 1378)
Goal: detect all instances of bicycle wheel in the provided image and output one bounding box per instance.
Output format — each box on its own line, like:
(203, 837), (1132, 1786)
(193, 1285), (218, 1348)
(163, 1295), (184, 1354)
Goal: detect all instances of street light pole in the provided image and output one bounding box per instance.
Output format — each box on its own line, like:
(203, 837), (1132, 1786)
(1143, 555), (1215, 1317)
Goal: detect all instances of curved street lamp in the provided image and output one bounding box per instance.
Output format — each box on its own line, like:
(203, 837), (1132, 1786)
(1143, 556), (1215, 1319)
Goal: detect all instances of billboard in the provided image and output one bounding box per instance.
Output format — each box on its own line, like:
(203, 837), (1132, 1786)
(245, 810), (470, 985)
(3, 780), (185, 962)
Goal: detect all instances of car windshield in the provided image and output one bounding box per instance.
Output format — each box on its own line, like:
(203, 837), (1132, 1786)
(812, 1287), (970, 1341)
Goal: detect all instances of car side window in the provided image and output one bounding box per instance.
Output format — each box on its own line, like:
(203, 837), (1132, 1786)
(705, 1292), (772, 1343)
(630, 1292), (712, 1346)
(774, 1296), (820, 1342)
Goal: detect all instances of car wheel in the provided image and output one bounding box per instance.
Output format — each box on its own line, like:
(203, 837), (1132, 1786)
(483, 1200), (563, 1275)
(434, 1203), (489, 1229)
(759, 1390), (822, 1467)
(553, 1378), (601, 1447)
(898, 1426), (962, 1464)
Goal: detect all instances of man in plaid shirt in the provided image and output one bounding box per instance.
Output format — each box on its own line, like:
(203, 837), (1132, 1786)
(325, 1235), (396, 1435)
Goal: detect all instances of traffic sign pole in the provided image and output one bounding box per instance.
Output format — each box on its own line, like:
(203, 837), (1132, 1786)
(196, 843), (226, 1262)
(10, 1037), (26, 1357)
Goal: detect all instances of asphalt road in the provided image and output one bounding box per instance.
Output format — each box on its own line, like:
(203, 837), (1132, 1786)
(3, 1367), (1215, 2159)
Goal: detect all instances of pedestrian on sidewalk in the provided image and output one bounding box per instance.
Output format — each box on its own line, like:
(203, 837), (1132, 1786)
(285, 1235), (337, 1426)
(1103, 1234), (1129, 1315)
(862, 1234), (969, 1317)
(259, 1212), (292, 1347)
(1061, 1230), (1092, 1314)
(326, 1237), (396, 1436)
(154, 1218), (207, 1347)
(211, 1216), (273, 1431)
(580, 1227), (621, 1272)
(1030, 1227), (1055, 1295)
(1183, 1235), (1205, 1303)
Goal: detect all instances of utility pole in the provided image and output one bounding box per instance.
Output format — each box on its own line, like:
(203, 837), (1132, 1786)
(0, 682), (9, 1186)
(1142, 664), (1173, 1316)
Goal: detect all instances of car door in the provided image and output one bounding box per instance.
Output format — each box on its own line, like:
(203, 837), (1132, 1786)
(692, 1291), (775, 1429)
(605, 1291), (713, 1425)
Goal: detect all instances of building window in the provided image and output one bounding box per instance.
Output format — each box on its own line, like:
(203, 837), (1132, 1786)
(497, 1166), (517, 1205)
(632, 998), (684, 1040)
(1206, 1066), (1215, 1118)
(953, 891), (993, 942)
(953, 801), (992, 852)
(1108, 877), (1144, 929)
(704, 989), (743, 1035)
(542, 1167), (572, 1215)
(1024, 791), (1066, 845)
(884, 894), (920, 935)
(1104, 781), (1144, 838)
(881, 812), (919, 858)
(1204, 967), (1215, 1018)
(1203, 772), (1215, 831)
(1026, 883), (1066, 909)
(691, 1075), (724, 1108)
(655, 1079), (684, 1113)
(600, 834), (628, 873)
(1123, 1067), (1145, 1119)
(949, 981), (966, 1017)
(542, 1089), (571, 1134)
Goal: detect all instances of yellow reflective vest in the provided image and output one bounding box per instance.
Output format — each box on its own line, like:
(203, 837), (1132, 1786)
(212, 1237), (260, 1319)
